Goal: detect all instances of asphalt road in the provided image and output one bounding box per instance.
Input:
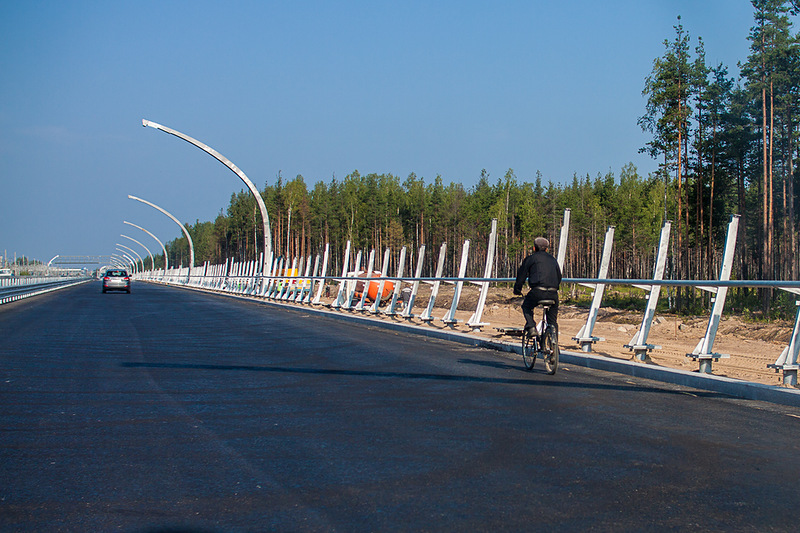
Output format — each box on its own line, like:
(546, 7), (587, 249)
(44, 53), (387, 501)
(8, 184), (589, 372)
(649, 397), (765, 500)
(2, 281), (800, 532)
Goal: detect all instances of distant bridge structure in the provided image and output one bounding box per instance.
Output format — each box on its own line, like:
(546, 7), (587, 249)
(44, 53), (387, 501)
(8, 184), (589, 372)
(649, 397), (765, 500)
(47, 255), (114, 267)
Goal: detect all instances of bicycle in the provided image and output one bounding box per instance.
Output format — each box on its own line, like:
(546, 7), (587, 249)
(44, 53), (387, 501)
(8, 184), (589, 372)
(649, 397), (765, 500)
(521, 300), (559, 375)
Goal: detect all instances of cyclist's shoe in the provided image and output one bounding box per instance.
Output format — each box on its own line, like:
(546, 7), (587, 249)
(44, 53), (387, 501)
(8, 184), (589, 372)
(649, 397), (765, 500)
(523, 326), (536, 338)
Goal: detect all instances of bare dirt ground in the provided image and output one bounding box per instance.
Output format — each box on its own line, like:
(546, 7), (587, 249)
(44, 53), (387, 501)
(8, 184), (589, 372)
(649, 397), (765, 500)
(319, 283), (795, 388)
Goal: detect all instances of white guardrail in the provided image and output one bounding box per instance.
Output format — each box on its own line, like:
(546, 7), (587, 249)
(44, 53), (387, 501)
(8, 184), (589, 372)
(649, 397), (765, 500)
(131, 212), (800, 387)
(0, 275), (92, 305)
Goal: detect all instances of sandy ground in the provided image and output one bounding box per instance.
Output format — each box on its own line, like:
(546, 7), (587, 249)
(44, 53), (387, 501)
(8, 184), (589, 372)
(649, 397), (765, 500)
(318, 283), (796, 388)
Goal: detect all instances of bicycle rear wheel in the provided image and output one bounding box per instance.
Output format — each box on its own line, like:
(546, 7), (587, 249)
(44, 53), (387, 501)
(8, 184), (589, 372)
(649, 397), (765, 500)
(522, 332), (537, 371)
(542, 327), (559, 375)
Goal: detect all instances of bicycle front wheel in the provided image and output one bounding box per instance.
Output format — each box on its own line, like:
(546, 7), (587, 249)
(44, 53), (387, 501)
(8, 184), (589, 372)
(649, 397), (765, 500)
(522, 333), (537, 371)
(543, 327), (559, 375)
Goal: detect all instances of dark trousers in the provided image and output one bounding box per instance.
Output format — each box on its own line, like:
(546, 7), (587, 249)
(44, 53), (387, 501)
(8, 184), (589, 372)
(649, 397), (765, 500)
(522, 288), (558, 334)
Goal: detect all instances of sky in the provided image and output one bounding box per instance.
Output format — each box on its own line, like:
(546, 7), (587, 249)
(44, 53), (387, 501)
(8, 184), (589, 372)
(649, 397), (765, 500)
(0, 0), (783, 265)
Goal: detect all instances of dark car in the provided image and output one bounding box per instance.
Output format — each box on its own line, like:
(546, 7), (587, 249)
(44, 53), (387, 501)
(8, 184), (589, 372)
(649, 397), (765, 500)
(102, 269), (131, 293)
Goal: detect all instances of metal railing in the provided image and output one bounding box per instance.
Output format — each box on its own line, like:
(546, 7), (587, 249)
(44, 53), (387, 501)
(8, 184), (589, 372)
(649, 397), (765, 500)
(0, 275), (92, 305)
(132, 211), (800, 387)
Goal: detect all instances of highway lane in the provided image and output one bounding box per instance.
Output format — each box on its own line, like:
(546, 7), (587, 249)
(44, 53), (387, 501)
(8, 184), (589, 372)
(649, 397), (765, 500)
(1, 281), (799, 532)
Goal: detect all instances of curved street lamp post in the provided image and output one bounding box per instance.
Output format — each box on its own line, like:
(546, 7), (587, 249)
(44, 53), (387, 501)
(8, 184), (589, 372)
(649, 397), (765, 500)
(116, 243), (144, 274)
(121, 234), (154, 277)
(113, 251), (137, 273)
(142, 119), (272, 270)
(124, 220), (168, 280)
(128, 195), (194, 282)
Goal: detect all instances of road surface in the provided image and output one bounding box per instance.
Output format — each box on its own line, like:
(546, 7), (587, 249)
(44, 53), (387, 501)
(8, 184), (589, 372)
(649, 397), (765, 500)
(2, 282), (799, 531)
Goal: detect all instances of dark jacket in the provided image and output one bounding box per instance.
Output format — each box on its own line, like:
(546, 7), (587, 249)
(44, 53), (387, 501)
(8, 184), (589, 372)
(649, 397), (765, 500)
(513, 251), (562, 294)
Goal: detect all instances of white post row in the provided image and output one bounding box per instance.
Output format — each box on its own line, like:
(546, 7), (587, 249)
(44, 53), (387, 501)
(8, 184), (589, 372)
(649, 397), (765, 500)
(625, 221), (672, 361)
(688, 214), (740, 373)
(572, 225), (615, 352)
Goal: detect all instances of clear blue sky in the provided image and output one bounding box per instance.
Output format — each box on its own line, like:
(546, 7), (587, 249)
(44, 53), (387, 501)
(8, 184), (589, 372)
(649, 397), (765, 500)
(0, 0), (778, 265)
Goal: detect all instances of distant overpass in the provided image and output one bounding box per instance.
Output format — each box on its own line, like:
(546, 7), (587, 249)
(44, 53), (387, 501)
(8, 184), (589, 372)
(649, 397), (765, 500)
(47, 255), (114, 267)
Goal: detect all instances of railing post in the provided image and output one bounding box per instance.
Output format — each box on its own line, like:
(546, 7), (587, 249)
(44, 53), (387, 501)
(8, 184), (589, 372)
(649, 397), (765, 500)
(246, 260), (255, 294)
(467, 219), (498, 332)
(259, 253), (273, 296)
(331, 241), (351, 309)
(269, 258), (284, 299)
(420, 243), (447, 323)
(355, 250), (376, 311)
(303, 255), (320, 304)
(281, 257), (298, 300)
(227, 260), (235, 292)
(264, 256), (278, 297)
(688, 214), (740, 373)
(221, 258), (230, 291)
(370, 248), (391, 314)
(343, 250), (363, 310)
(312, 244), (330, 305)
(401, 246), (426, 319)
(442, 240), (470, 327)
(295, 256), (313, 303)
(625, 221), (671, 361)
(572, 226), (615, 352)
(251, 252), (264, 295)
(556, 208), (571, 272)
(386, 246), (407, 316)
(769, 300), (800, 387)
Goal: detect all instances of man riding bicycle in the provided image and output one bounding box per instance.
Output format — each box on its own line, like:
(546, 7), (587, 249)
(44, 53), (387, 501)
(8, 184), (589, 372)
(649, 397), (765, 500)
(513, 237), (562, 338)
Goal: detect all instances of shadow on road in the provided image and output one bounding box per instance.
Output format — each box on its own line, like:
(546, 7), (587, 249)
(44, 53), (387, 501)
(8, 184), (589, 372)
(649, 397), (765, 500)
(121, 360), (728, 399)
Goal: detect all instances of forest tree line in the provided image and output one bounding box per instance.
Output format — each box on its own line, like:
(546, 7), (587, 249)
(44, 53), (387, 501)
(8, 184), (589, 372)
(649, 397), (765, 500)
(157, 1), (799, 316)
